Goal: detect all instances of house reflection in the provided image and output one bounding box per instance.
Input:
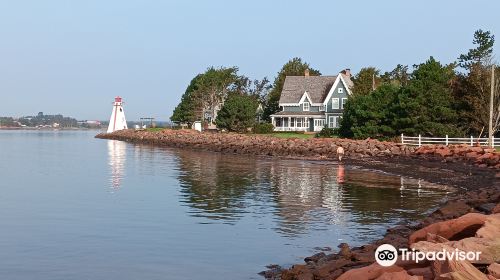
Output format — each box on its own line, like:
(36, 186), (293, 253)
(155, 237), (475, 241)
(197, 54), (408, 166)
(107, 140), (126, 191)
(173, 149), (452, 237)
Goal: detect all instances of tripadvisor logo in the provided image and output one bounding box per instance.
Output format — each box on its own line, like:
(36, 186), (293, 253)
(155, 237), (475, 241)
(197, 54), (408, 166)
(374, 244), (481, 267)
(375, 244), (398, 267)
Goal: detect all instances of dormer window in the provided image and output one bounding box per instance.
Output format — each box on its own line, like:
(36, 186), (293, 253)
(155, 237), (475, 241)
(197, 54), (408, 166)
(338, 88), (343, 94)
(303, 102), (310, 111)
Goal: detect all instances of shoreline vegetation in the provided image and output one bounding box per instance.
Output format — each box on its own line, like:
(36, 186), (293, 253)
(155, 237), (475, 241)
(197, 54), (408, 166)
(96, 129), (499, 279)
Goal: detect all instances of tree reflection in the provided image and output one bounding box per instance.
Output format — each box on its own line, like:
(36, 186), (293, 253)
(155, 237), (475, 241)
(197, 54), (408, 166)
(173, 149), (452, 237)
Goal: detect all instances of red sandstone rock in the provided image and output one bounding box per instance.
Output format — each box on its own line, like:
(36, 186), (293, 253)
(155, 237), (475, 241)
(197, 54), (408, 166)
(435, 147), (453, 157)
(432, 258), (489, 280)
(374, 270), (423, 280)
(409, 213), (487, 245)
(492, 203), (500, 214)
(406, 267), (433, 280)
(336, 263), (405, 280)
(487, 263), (500, 279)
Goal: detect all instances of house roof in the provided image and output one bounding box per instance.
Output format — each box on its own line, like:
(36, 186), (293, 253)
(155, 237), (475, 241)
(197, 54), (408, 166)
(279, 76), (337, 104)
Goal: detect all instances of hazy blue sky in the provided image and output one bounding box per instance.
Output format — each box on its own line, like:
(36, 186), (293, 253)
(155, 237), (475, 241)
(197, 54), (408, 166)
(0, 0), (499, 121)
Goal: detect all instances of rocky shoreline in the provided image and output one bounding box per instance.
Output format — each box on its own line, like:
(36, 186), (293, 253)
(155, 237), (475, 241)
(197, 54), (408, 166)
(96, 129), (500, 279)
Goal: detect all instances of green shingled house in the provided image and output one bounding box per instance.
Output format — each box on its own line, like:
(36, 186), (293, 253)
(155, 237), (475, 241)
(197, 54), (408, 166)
(270, 69), (353, 132)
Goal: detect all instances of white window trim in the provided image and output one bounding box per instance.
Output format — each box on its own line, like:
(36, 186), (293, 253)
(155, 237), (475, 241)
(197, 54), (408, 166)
(332, 98), (340, 109)
(341, 98), (348, 109)
(329, 116), (339, 128)
(322, 75), (353, 106)
(303, 102), (310, 111)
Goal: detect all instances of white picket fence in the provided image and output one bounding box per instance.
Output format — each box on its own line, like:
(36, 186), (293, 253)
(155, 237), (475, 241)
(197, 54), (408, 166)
(401, 134), (499, 147)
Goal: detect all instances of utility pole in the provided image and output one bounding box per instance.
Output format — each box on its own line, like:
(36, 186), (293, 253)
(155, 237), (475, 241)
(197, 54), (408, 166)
(489, 65), (495, 148)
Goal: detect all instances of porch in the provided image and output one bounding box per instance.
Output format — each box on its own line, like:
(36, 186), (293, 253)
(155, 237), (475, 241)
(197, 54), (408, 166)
(270, 113), (326, 132)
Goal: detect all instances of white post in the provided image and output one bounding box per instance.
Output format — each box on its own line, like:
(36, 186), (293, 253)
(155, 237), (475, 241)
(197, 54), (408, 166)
(418, 134), (421, 147)
(470, 135), (473, 146)
(401, 133), (404, 144)
(445, 135), (448, 146)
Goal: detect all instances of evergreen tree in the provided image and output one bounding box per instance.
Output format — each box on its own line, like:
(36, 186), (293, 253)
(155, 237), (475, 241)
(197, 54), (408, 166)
(215, 93), (259, 132)
(262, 57), (320, 121)
(352, 67), (381, 95)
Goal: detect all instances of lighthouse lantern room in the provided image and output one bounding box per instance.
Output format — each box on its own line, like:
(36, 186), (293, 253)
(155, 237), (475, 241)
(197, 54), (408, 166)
(107, 96), (128, 133)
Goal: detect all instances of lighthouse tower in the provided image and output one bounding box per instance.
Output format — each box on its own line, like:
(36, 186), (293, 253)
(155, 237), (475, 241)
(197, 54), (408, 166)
(107, 96), (128, 133)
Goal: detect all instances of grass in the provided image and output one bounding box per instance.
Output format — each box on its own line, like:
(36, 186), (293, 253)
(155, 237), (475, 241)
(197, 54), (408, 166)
(264, 132), (315, 139)
(146, 127), (167, 132)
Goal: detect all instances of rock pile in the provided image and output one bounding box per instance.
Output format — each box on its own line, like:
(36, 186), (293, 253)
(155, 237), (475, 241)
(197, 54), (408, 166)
(275, 207), (500, 280)
(414, 144), (500, 169)
(96, 129), (415, 160)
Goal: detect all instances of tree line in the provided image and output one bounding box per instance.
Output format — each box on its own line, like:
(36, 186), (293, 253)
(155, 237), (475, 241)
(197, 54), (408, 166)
(171, 30), (499, 138)
(340, 29), (499, 139)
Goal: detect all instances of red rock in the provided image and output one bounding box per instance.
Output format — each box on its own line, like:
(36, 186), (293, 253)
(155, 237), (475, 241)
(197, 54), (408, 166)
(466, 152), (480, 159)
(432, 258), (489, 280)
(435, 147), (453, 157)
(487, 263), (500, 278)
(492, 203), (500, 214)
(409, 213), (487, 245)
(336, 263), (405, 280)
(375, 270), (423, 280)
(406, 267), (433, 280)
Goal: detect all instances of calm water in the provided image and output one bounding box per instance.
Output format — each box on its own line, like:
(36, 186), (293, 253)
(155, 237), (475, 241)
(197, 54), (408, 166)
(0, 131), (453, 280)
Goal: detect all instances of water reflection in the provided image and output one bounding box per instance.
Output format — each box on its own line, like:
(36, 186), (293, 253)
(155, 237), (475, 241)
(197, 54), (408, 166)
(174, 149), (453, 238)
(107, 140), (126, 190)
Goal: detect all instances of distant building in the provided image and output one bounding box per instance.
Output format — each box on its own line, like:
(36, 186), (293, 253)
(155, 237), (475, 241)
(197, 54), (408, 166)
(270, 69), (353, 132)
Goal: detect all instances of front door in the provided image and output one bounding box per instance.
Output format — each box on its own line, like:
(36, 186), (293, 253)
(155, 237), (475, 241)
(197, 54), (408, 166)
(313, 119), (325, 131)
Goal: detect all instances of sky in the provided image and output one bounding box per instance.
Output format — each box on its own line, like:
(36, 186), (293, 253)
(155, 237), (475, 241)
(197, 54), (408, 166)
(0, 0), (499, 121)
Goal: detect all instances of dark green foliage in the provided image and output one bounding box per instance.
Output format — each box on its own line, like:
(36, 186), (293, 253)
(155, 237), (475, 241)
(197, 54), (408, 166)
(215, 93), (259, 132)
(458, 29), (495, 69)
(315, 126), (336, 138)
(253, 123), (274, 134)
(455, 29), (499, 135)
(352, 67), (381, 95)
(262, 57), (320, 121)
(171, 74), (203, 124)
(340, 57), (463, 139)
(339, 84), (401, 139)
(402, 57), (462, 136)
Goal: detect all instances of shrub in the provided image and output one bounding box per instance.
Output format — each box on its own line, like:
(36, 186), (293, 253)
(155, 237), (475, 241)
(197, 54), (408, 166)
(253, 123), (274, 134)
(315, 127), (336, 138)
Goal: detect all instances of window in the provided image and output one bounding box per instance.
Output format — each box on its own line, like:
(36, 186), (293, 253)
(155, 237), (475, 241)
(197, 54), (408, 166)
(297, 118), (303, 127)
(329, 116), (339, 128)
(332, 98), (340, 109)
(338, 88), (343, 93)
(290, 118), (295, 127)
(341, 98), (348, 109)
(314, 119), (325, 127)
(303, 102), (310, 111)
(319, 105), (325, 111)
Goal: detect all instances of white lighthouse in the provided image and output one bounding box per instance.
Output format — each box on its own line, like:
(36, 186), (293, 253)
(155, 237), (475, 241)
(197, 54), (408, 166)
(107, 96), (128, 133)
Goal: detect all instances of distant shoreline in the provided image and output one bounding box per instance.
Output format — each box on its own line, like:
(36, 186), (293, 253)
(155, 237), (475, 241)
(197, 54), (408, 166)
(0, 127), (102, 131)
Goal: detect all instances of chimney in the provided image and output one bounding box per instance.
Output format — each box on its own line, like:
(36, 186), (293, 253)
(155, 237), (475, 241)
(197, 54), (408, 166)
(304, 69), (310, 77)
(344, 68), (351, 78)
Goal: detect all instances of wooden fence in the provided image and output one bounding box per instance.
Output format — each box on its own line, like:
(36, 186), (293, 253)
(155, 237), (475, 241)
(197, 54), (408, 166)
(401, 134), (499, 147)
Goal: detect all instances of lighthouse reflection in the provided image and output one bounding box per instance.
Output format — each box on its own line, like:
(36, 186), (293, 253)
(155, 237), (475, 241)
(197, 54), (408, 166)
(107, 140), (126, 191)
